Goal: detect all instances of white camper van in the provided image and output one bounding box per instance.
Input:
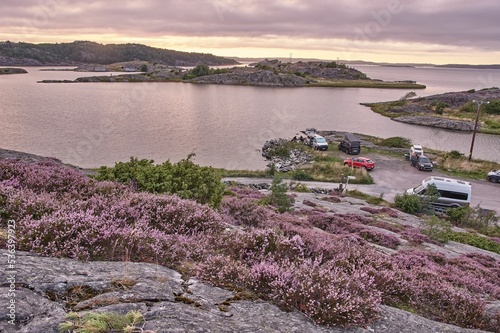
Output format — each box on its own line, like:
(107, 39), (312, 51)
(406, 176), (472, 211)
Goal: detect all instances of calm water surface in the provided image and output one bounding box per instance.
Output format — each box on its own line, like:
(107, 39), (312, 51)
(1, 66), (499, 169)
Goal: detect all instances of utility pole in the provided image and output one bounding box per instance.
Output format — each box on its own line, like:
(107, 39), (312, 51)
(468, 100), (489, 162)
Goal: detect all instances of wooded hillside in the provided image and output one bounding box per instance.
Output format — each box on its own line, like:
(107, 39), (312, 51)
(0, 40), (238, 66)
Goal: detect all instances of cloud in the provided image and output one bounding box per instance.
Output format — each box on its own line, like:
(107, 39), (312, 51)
(2, 0), (500, 62)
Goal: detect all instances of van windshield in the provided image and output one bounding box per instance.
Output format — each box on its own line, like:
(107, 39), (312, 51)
(315, 138), (326, 143)
(414, 185), (424, 194)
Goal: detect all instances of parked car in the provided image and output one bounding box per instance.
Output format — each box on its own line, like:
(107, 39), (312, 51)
(338, 133), (361, 155)
(412, 155), (433, 171)
(487, 170), (500, 183)
(311, 135), (329, 151)
(344, 157), (375, 170)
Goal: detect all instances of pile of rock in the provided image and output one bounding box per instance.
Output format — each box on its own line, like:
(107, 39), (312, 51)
(261, 139), (314, 172)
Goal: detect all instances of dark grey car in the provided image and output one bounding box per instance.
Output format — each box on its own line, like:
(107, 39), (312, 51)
(415, 155), (433, 171)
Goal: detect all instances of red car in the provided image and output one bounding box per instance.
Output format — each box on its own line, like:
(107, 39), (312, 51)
(344, 157), (375, 170)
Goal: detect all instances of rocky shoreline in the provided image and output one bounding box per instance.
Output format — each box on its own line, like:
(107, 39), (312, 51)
(392, 115), (476, 131)
(363, 87), (500, 133)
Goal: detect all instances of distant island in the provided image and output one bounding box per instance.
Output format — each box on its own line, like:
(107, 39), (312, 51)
(0, 40), (237, 66)
(362, 87), (500, 134)
(0, 67), (27, 74)
(38, 59), (427, 89)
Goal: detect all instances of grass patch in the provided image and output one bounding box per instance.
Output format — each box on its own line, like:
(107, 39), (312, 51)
(302, 162), (374, 184)
(448, 231), (500, 254)
(59, 310), (144, 333)
(345, 189), (387, 205)
(433, 154), (500, 180)
(219, 169), (272, 178)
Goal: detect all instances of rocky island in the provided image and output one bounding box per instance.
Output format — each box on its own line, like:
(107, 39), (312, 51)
(362, 87), (500, 134)
(39, 59), (427, 89)
(0, 67), (27, 74)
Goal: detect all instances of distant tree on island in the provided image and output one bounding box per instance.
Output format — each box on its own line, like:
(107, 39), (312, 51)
(0, 41), (238, 66)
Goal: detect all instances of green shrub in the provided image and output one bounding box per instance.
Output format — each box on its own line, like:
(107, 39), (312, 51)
(448, 231), (500, 254)
(460, 102), (476, 113)
(483, 100), (500, 115)
(394, 193), (422, 214)
(378, 137), (412, 148)
(447, 150), (464, 159)
(261, 177), (294, 213)
(435, 102), (448, 114)
(420, 216), (452, 243)
(292, 169), (314, 181)
(95, 154), (225, 208)
(446, 205), (498, 231)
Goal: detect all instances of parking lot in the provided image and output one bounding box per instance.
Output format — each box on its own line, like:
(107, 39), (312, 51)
(348, 153), (500, 215)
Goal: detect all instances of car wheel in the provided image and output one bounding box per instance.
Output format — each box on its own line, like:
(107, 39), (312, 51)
(493, 177), (499, 183)
(344, 163), (349, 167)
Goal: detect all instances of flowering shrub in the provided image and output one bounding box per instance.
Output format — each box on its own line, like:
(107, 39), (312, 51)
(219, 196), (270, 227)
(400, 227), (442, 246)
(358, 229), (401, 249)
(2, 160), (500, 331)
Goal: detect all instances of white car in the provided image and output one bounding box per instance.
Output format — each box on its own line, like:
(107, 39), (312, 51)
(487, 170), (500, 183)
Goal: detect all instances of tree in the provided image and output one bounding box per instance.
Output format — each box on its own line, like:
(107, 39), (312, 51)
(261, 177), (294, 213)
(399, 91), (416, 101)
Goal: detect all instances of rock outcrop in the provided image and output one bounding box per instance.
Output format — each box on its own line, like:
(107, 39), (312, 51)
(261, 138), (315, 172)
(392, 116), (476, 131)
(0, 250), (489, 333)
(192, 69), (314, 86)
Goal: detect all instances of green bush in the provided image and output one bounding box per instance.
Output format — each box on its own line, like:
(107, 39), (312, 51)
(378, 137), (412, 148)
(420, 216), (452, 243)
(95, 154), (225, 208)
(435, 102), (448, 114)
(447, 150), (464, 159)
(483, 100), (500, 115)
(448, 232), (500, 254)
(446, 205), (498, 231)
(394, 193), (422, 214)
(460, 102), (476, 113)
(292, 169), (314, 181)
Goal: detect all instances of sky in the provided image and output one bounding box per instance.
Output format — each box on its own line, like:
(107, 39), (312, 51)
(2, 0), (500, 65)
